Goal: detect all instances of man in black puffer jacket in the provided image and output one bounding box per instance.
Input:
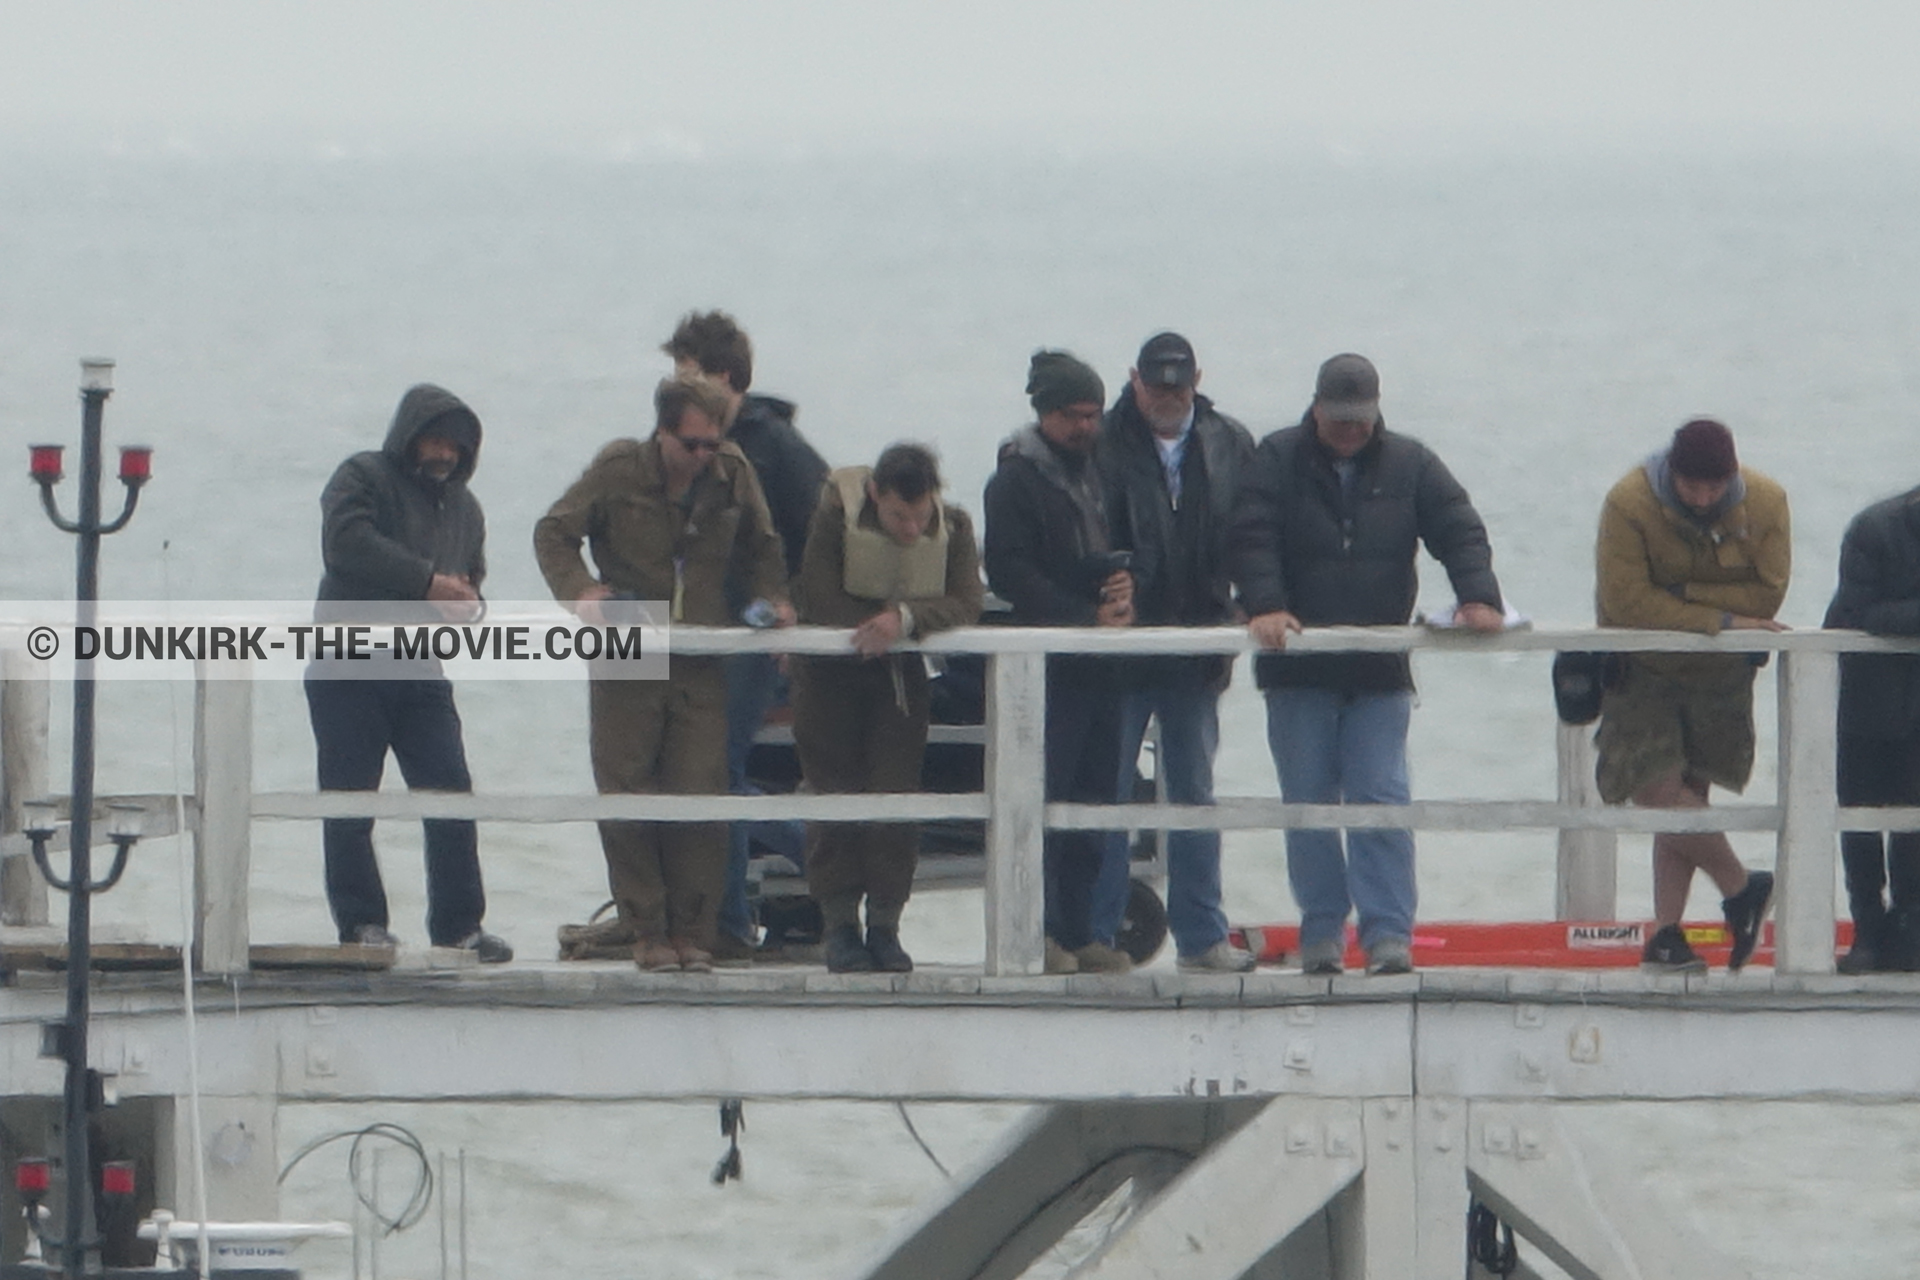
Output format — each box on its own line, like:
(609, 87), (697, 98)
(1099, 332), (1257, 973)
(984, 350), (1136, 975)
(663, 311), (827, 962)
(306, 383), (510, 962)
(1826, 487), (1920, 971)
(1230, 353), (1503, 976)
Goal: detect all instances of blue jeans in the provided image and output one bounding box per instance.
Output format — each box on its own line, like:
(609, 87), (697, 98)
(1095, 672), (1228, 957)
(722, 653), (805, 943)
(1263, 687), (1415, 951)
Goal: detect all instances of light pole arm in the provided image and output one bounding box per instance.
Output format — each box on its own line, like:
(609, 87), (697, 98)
(86, 838), (136, 893)
(35, 482), (83, 534)
(27, 835), (77, 893)
(96, 481), (143, 535)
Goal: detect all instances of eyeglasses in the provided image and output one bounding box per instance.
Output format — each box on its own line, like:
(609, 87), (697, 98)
(671, 434), (723, 455)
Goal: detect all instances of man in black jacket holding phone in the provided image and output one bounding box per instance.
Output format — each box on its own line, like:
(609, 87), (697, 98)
(983, 350), (1135, 974)
(1100, 332), (1259, 973)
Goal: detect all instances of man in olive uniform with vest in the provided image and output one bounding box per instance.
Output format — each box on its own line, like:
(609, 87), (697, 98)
(791, 443), (984, 972)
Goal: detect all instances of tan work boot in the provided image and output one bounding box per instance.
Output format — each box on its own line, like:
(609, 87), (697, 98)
(634, 940), (681, 972)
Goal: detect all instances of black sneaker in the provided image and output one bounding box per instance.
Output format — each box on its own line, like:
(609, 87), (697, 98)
(823, 924), (875, 973)
(865, 926), (914, 973)
(1721, 870), (1774, 971)
(454, 930), (514, 964)
(1641, 924), (1706, 973)
(345, 924), (399, 948)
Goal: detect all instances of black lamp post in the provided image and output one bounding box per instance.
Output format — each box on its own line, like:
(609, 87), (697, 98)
(19, 357), (152, 1277)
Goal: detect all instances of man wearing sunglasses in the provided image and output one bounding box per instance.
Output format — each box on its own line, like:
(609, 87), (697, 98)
(664, 311), (828, 964)
(535, 376), (792, 973)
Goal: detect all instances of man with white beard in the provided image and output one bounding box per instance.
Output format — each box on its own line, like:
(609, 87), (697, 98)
(1097, 333), (1258, 971)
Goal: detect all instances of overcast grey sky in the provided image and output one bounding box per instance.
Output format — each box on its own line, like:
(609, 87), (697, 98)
(3, 0), (1917, 158)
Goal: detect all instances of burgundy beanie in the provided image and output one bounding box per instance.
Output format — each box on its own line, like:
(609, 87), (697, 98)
(1669, 418), (1738, 481)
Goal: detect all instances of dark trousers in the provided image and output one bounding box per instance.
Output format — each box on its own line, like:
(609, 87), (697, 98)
(1838, 731), (1920, 936)
(791, 657), (930, 931)
(1044, 665), (1126, 951)
(304, 675), (484, 945)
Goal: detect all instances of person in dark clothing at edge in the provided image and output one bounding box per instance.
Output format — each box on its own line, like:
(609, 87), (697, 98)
(663, 311), (828, 964)
(983, 350), (1136, 975)
(1230, 354), (1504, 976)
(1825, 485), (1920, 972)
(1097, 332), (1258, 972)
(304, 383), (512, 962)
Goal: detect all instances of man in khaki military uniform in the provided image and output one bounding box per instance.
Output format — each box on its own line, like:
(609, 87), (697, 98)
(535, 377), (791, 972)
(790, 443), (984, 972)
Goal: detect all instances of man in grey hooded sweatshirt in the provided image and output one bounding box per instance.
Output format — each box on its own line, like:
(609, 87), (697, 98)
(305, 383), (511, 962)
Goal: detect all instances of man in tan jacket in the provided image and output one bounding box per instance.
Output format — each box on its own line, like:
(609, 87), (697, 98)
(1594, 418), (1788, 972)
(534, 377), (791, 973)
(791, 443), (984, 972)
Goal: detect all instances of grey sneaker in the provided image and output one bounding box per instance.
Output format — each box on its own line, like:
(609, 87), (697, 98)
(346, 924), (398, 948)
(454, 930), (514, 964)
(1043, 938), (1080, 975)
(1365, 936), (1413, 976)
(1178, 940), (1257, 973)
(1299, 938), (1344, 975)
(1074, 941), (1134, 974)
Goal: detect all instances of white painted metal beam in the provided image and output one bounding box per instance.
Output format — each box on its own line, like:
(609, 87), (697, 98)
(983, 653), (1045, 976)
(859, 1099), (1253, 1280)
(1555, 723), (1617, 920)
(192, 667), (252, 974)
(0, 649), (50, 927)
(0, 985), (1416, 1103)
(1466, 1101), (1750, 1280)
(1072, 1096), (1365, 1280)
(1775, 650), (1839, 975)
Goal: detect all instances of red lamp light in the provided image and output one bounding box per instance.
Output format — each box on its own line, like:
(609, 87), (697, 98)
(118, 445), (153, 484)
(29, 444), (64, 483)
(15, 1157), (51, 1195)
(100, 1160), (135, 1197)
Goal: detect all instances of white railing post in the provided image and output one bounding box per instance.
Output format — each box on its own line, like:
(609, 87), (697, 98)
(1775, 648), (1838, 975)
(193, 665), (253, 973)
(1555, 721), (1617, 920)
(1, 649), (51, 926)
(983, 652), (1046, 975)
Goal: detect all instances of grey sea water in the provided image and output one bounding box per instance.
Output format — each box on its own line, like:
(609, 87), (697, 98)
(4, 147), (1920, 1277)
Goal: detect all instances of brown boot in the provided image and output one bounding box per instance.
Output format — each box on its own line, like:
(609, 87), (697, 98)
(673, 939), (714, 973)
(634, 940), (681, 972)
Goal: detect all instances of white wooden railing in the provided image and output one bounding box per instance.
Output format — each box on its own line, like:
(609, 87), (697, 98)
(6, 625), (1919, 977)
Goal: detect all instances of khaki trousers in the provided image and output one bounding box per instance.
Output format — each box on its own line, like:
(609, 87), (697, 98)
(589, 658), (728, 946)
(791, 656), (930, 929)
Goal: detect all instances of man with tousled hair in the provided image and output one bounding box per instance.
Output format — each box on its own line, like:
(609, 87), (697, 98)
(306, 382), (511, 962)
(534, 376), (792, 973)
(984, 350), (1136, 975)
(663, 310), (827, 962)
(791, 442), (984, 972)
(1594, 417), (1787, 972)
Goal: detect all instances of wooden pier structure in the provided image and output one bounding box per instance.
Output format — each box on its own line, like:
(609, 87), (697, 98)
(4, 623), (1917, 1279)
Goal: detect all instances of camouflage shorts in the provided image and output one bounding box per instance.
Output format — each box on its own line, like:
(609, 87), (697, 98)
(1594, 662), (1756, 805)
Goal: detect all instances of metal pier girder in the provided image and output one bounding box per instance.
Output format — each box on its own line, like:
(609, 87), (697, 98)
(858, 1097), (1748, 1280)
